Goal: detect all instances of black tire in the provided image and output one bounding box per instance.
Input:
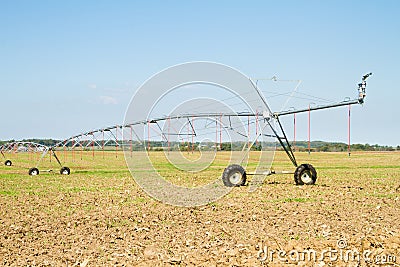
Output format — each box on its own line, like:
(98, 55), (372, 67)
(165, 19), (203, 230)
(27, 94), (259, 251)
(60, 167), (70, 175)
(222, 164), (246, 187)
(4, 160), (12, 166)
(29, 167), (40, 176)
(294, 164), (317, 185)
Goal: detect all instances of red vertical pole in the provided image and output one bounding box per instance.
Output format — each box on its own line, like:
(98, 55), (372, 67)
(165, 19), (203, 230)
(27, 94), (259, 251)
(102, 130), (105, 159)
(167, 118), (170, 152)
(255, 110), (259, 146)
(181, 122), (184, 148)
(64, 141), (66, 162)
(72, 139), (75, 162)
(191, 117), (194, 153)
(308, 104), (311, 154)
(147, 121), (150, 152)
(115, 126), (118, 158)
(219, 115), (222, 150)
(92, 134), (94, 159)
(293, 113), (296, 151)
(247, 115), (250, 149)
(130, 126), (133, 157)
(348, 105), (351, 157)
(215, 118), (218, 151)
(187, 121), (190, 153)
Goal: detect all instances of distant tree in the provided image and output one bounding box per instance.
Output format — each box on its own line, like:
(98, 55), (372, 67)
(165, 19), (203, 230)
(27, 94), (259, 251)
(220, 143), (231, 151)
(250, 143), (262, 151)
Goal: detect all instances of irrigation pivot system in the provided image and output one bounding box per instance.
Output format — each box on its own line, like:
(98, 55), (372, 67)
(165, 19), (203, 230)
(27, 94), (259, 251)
(237, 72), (372, 186)
(1, 72), (371, 188)
(0, 141), (69, 175)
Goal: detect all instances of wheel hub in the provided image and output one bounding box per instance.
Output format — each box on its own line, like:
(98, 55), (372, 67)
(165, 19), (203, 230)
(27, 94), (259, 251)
(229, 172), (242, 184)
(301, 171), (312, 184)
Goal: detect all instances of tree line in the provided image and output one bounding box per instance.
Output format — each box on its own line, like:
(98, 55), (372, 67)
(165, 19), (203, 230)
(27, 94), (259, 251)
(1, 139), (398, 152)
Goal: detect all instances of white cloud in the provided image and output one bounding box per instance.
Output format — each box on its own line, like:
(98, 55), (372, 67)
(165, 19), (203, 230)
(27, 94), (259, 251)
(88, 84), (97, 89)
(99, 95), (118, 105)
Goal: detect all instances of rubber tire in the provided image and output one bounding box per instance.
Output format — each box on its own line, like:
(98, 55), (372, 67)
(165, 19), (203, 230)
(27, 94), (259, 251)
(4, 160), (12, 166)
(294, 164), (317, 185)
(60, 167), (70, 175)
(222, 164), (246, 187)
(29, 167), (40, 176)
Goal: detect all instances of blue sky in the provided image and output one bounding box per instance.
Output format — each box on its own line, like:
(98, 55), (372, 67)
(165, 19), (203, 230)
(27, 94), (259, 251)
(1, 0), (399, 146)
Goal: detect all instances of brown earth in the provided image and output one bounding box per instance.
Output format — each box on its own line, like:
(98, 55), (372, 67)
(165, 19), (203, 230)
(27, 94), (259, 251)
(0, 151), (399, 266)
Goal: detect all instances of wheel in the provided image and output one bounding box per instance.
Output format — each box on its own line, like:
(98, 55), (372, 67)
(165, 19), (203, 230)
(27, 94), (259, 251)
(4, 160), (12, 166)
(222, 164), (246, 187)
(60, 167), (70, 175)
(29, 167), (39, 176)
(294, 164), (317, 185)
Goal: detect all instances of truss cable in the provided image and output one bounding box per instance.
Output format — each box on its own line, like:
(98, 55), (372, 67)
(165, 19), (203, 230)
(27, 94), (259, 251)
(147, 117), (252, 142)
(249, 78), (272, 114)
(280, 80), (302, 111)
(167, 86), (263, 116)
(294, 91), (334, 104)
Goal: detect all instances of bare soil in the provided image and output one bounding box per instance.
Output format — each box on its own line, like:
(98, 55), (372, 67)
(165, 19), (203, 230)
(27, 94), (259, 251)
(1, 151), (399, 266)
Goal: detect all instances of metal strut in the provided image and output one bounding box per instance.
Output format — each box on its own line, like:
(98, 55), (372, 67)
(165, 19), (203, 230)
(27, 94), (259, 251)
(265, 118), (298, 168)
(187, 117), (197, 137)
(50, 149), (63, 167)
(276, 117), (297, 167)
